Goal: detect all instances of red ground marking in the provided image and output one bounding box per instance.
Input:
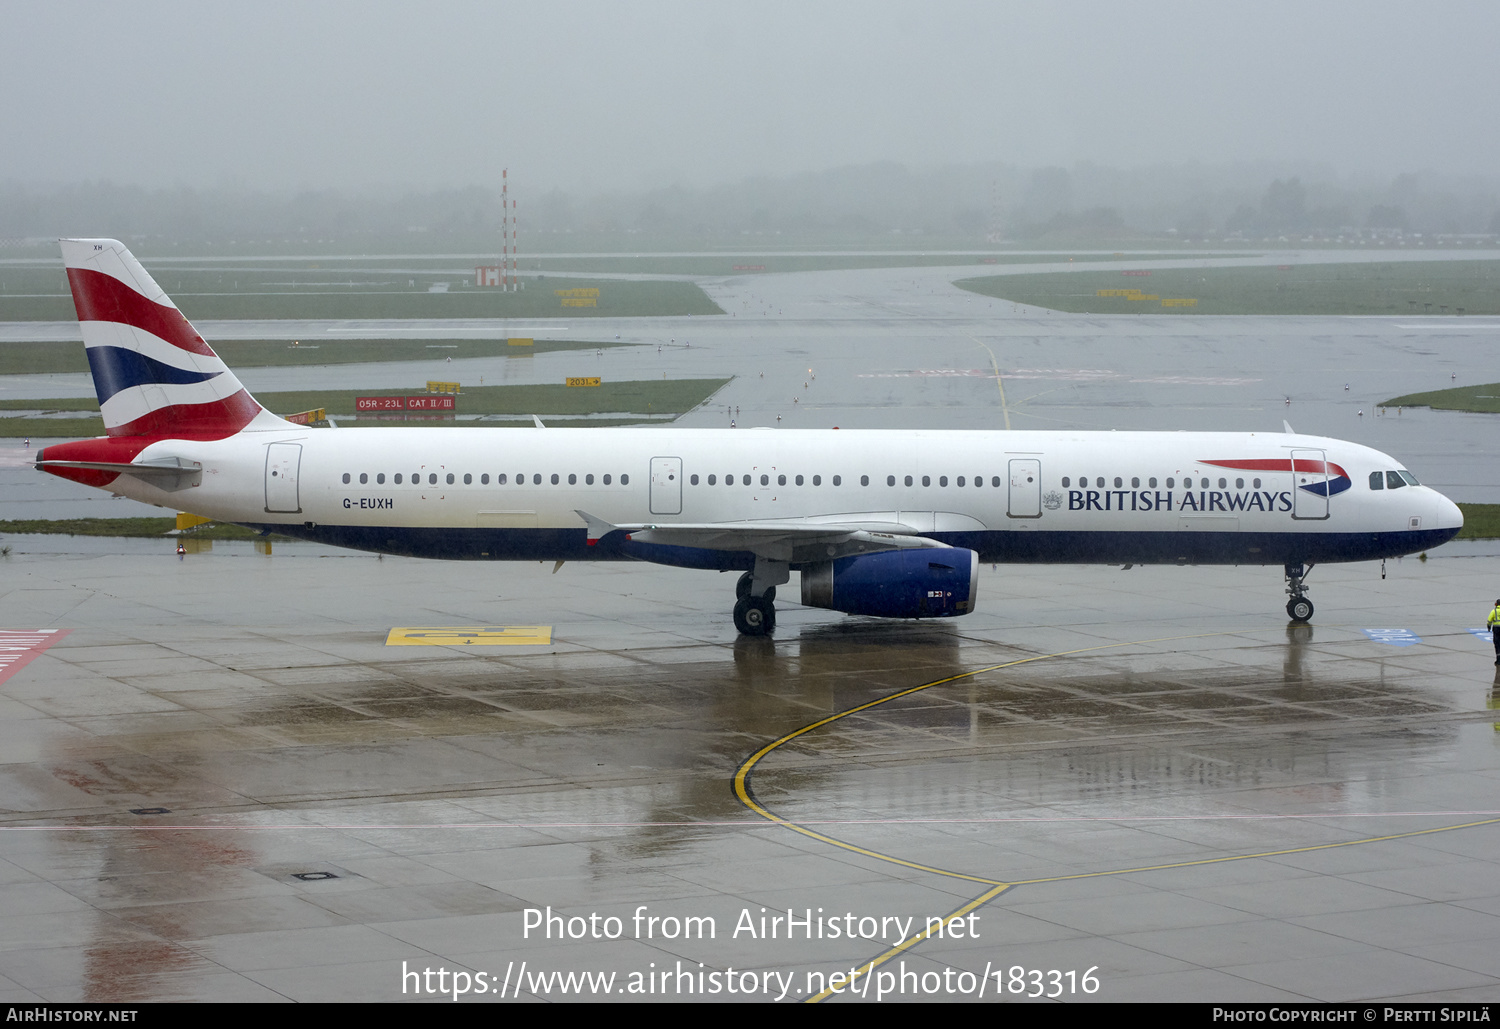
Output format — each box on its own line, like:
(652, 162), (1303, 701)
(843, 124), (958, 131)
(0, 629), (71, 686)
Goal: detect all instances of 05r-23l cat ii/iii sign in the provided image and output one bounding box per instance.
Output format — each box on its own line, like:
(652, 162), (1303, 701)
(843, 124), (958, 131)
(37, 239), (1462, 636)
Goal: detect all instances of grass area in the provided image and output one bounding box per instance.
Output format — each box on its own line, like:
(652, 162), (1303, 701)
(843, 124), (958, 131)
(9, 504), (1498, 541)
(527, 251), (1204, 275)
(0, 266), (722, 321)
(0, 377), (732, 437)
(956, 261), (1500, 315)
(1381, 382), (1500, 414)
(0, 337), (626, 376)
(0, 518), (289, 540)
(1459, 505), (1500, 539)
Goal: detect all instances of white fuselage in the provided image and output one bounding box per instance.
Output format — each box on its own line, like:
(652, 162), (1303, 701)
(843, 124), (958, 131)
(104, 426), (1462, 568)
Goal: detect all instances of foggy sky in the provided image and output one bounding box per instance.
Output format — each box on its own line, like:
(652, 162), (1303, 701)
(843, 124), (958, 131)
(5, 1), (1498, 194)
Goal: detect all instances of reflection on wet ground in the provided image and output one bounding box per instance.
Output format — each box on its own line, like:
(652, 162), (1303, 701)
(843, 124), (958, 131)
(2, 543), (1499, 1001)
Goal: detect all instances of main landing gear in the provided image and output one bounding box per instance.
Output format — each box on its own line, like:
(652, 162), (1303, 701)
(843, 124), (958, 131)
(732, 560), (788, 637)
(1285, 562), (1315, 623)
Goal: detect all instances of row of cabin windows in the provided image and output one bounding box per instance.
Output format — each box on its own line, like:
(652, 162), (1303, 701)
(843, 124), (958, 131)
(1062, 476), (1264, 490)
(1370, 470), (1419, 490)
(342, 472), (630, 486)
(687, 473), (1006, 487)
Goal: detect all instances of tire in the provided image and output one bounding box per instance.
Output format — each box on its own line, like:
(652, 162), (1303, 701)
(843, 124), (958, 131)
(733, 595), (775, 636)
(1287, 597), (1314, 622)
(735, 573), (774, 603)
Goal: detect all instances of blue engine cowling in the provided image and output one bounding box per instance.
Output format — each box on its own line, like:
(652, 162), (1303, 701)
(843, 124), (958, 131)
(800, 548), (978, 619)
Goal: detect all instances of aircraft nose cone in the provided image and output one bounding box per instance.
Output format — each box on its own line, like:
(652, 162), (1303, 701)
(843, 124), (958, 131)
(1428, 491), (1464, 536)
(1439, 494), (1464, 532)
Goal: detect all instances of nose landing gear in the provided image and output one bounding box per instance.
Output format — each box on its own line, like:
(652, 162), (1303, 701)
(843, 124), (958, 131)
(1285, 562), (1315, 622)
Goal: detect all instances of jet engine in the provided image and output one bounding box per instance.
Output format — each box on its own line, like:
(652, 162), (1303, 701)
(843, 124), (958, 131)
(800, 548), (978, 619)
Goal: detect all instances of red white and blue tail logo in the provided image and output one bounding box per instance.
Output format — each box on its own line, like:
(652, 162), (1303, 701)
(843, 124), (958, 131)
(60, 238), (289, 439)
(1202, 458), (1352, 497)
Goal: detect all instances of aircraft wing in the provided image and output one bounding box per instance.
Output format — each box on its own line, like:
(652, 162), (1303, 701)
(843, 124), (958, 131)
(576, 510), (952, 563)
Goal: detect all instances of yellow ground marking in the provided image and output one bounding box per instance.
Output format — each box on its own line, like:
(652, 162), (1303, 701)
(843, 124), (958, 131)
(804, 885), (1011, 1003)
(968, 336), (1011, 430)
(385, 626), (552, 646)
(730, 631), (1500, 1002)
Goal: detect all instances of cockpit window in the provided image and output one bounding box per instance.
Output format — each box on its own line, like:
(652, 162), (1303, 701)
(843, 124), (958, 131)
(1369, 472), (1384, 490)
(1386, 471), (1407, 490)
(1398, 470), (1419, 486)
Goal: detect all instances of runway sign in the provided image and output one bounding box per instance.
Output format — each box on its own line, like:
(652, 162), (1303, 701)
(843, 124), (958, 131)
(0, 629), (71, 685)
(385, 626), (553, 646)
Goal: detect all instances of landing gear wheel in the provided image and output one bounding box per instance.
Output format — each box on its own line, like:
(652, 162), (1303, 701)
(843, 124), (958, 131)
(735, 572), (774, 603)
(733, 595), (775, 636)
(1287, 597), (1314, 622)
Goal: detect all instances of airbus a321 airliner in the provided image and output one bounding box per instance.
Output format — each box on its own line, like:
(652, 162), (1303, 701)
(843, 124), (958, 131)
(36, 239), (1463, 635)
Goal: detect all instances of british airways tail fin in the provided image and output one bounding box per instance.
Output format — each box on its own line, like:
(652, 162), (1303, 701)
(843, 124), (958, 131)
(60, 238), (292, 438)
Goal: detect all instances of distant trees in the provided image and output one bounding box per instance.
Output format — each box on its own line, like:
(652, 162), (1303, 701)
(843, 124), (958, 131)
(1367, 205), (1409, 231)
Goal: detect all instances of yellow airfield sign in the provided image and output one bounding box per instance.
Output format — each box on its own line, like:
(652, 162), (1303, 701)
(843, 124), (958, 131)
(385, 626), (553, 646)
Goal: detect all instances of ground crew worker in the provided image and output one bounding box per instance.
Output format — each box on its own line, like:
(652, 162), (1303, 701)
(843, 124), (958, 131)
(1489, 599), (1500, 664)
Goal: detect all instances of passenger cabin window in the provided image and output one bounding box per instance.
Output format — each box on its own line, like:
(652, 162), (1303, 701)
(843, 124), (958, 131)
(342, 473), (350, 484)
(620, 474), (629, 485)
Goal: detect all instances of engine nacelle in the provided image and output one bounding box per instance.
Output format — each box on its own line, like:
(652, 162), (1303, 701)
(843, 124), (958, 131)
(800, 548), (978, 619)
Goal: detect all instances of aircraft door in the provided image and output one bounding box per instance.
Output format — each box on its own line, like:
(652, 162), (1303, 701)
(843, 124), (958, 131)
(1290, 448), (1329, 520)
(265, 443), (302, 513)
(650, 456), (682, 515)
(1007, 458), (1041, 518)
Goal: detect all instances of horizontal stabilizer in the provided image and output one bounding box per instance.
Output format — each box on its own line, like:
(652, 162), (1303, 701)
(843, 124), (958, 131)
(35, 457), (202, 492)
